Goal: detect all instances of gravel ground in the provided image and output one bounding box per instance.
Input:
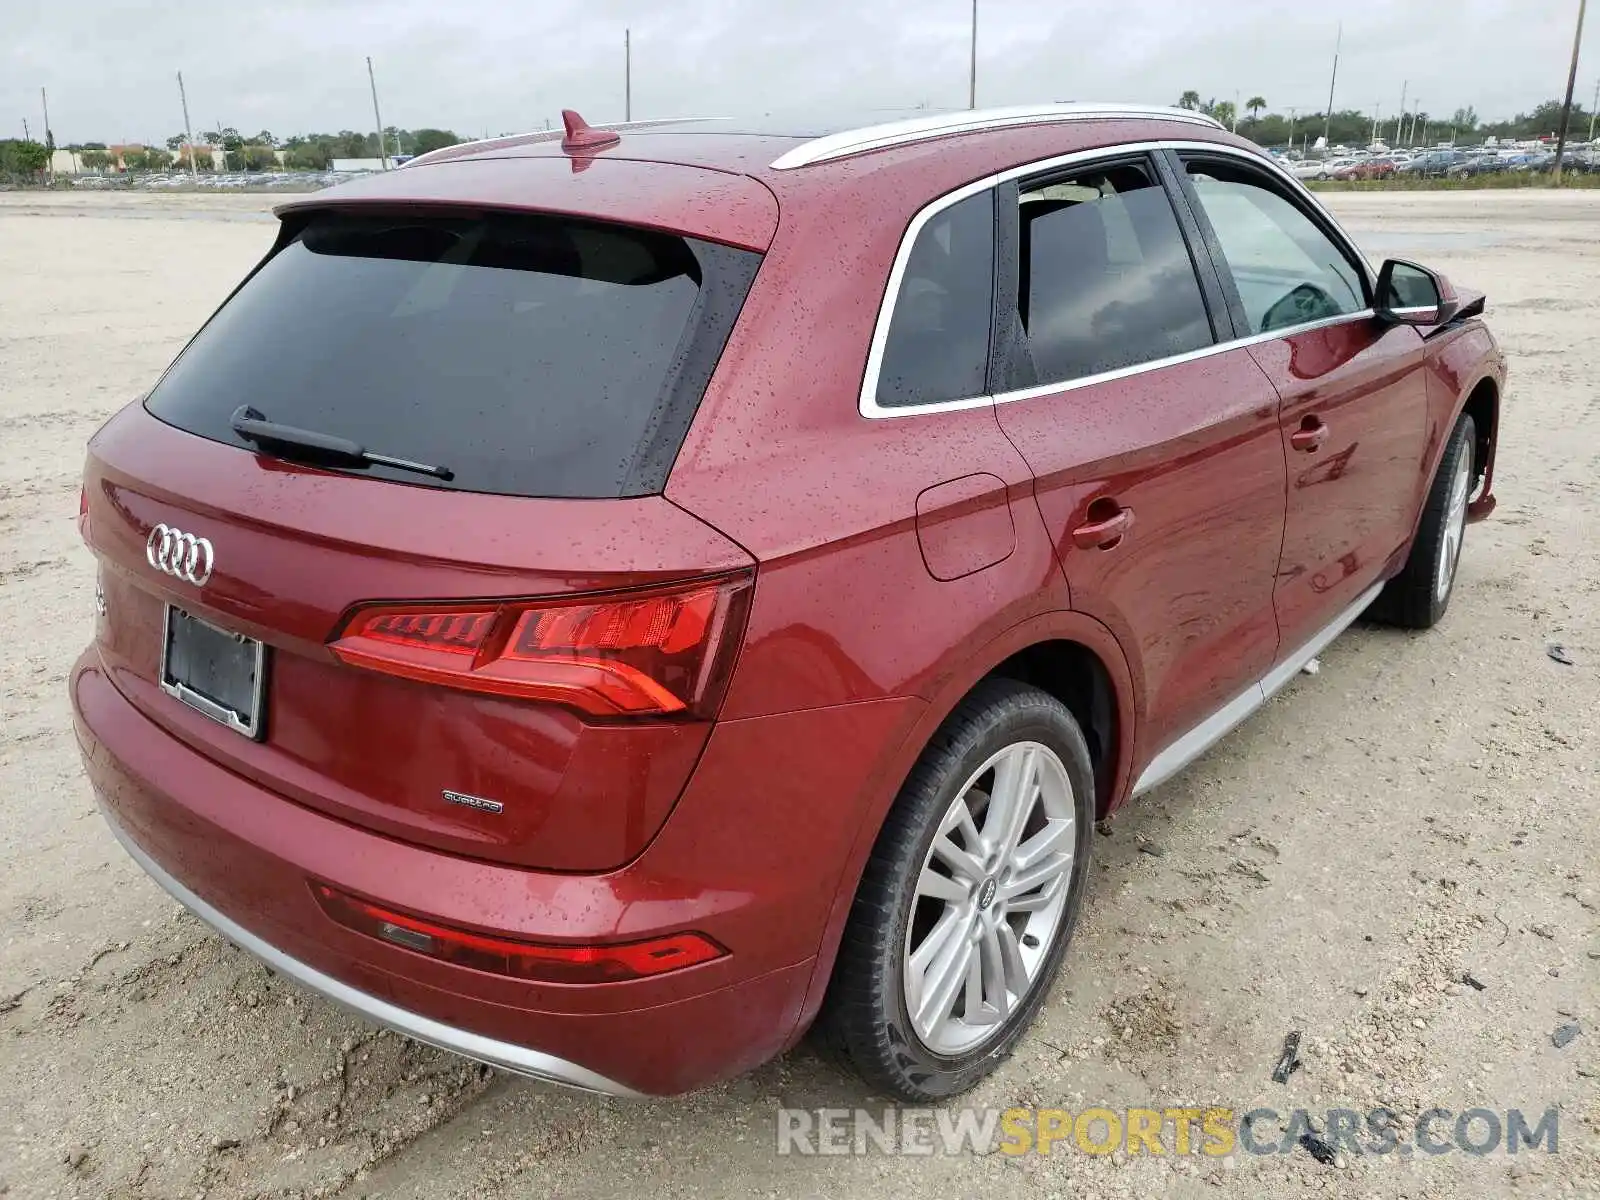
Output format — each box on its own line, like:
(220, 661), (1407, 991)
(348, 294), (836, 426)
(0, 189), (1596, 1199)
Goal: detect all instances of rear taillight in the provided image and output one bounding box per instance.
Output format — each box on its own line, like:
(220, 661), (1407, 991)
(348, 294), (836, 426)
(312, 884), (724, 983)
(328, 573), (752, 719)
(77, 487), (89, 541)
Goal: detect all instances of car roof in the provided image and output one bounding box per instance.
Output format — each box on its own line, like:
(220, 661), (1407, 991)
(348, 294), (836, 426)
(399, 104), (1227, 177)
(276, 104), (1250, 252)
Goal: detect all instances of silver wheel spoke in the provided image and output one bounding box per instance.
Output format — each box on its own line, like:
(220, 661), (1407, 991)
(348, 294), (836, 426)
(962, 945), (984, 1022)
(914, 930), (975, 1031)
(1012, 816), (1074, 871)
(1436, 452), (1471, 601)
(1000, 852), (1072, 901)
(902, 740), (1078, 1055)
(977, 925), (1010, 1020)
(908, 905), (964, 980)
(996, 923), (1031, 994)
(983, 746), (1039, 856)
(930, 833), (985, 884)
(916, 866), (970, 903)
(1005, 877), (1064, 912)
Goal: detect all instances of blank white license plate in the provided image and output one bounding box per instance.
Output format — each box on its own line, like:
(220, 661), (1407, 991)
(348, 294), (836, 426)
(159, 605), (267, 739)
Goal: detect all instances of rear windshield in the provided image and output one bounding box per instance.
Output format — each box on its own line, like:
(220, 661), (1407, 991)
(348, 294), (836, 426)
(145, 210), (761, 497)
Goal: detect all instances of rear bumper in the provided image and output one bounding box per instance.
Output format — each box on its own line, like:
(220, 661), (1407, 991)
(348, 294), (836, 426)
(100, 807), (641, 1095)
(73, 647), (922, 1094)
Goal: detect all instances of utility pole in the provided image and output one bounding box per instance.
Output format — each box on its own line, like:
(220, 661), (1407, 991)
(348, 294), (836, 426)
(367, 56), (390, 170)
(177, 71), (199, 181)
(1286, 105), (1298, 153)
(1554, 0), (1587, 182)
(1590, 76), (1599, 142)
(969, 0), (978, 110)
(1394, 80), (1407, 144)
(1410, 98), (1422, 147)
(1323, 22), (1342, 147)
(625, 29), (632, 121)
(22, 117), (30, 141)
(40, 87), (53, 180)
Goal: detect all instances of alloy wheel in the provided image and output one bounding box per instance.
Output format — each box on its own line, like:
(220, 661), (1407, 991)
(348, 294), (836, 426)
(901, 741), (1076, 1055)
(1436, 446), (1472, 602)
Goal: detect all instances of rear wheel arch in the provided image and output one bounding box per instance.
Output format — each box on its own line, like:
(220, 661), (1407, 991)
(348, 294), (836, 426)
(986, 640), (1121, 818)
(789, 614), (1139, 1044)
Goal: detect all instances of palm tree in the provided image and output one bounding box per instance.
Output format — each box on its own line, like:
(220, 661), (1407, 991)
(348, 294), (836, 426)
(1246, 96), (1267, 124)
(1178, 90), (1202, 111)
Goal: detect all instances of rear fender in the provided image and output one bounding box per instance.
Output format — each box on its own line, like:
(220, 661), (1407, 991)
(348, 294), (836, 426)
(786, 608), (1137, 1045)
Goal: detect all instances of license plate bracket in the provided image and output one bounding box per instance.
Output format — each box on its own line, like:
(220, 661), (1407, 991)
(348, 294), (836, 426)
(159, 605), (267, 740)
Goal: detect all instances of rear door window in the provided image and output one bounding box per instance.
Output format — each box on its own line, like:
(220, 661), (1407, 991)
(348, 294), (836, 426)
(875, 190), (995, 408)
(1013, 159), (1214, 386)
(145, 210), (760, 498)
(1181, 159), (1368, 334)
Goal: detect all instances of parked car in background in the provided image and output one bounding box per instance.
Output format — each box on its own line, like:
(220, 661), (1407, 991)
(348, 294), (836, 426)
(1292, 156), (1349, 180)
(71, 103), (1507, 1102)
(1335, 155), (1401, 181)
(1452, 153), (1512, 179)
(1398, 150), (1465, 177)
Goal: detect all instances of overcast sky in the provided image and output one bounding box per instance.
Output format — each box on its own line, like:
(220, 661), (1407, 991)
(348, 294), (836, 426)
(5, 0), (1596, 145)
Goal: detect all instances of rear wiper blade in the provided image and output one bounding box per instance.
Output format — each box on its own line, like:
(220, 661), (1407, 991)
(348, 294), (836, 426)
(230, 406), (453, 481)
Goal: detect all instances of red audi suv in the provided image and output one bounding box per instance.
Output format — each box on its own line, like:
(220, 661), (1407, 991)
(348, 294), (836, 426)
(72, 104), (1505, 1101)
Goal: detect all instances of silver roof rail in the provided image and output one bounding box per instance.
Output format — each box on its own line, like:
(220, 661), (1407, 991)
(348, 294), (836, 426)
(769, 104), (1226, 170)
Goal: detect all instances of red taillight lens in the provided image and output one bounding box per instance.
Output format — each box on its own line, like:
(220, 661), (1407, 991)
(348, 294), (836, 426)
(77, 487), (89, 541)
(312, 884), (724, 983)
(328, 574), (752, 719)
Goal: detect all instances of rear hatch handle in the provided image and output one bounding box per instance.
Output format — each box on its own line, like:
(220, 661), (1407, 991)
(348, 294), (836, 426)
(230, 405), (454, 480)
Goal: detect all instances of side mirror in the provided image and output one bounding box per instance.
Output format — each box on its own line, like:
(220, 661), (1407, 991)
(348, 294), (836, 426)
(1375, 258), (1461, 326)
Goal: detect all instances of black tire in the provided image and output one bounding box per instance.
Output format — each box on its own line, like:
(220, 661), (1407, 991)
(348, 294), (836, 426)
(1373, 413), (1476, 629)
(814, 678), (1095, 1101)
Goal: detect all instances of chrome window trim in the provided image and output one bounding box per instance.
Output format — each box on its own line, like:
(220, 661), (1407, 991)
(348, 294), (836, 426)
(860, 139), (1378, 420)
(769, 105), (1225, 170)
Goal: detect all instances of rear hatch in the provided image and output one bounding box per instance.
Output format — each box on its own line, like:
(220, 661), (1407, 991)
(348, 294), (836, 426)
(81, 160), (771, 872)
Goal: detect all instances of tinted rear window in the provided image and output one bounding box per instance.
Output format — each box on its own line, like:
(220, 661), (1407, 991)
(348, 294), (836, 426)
(145, 210), (761, 497)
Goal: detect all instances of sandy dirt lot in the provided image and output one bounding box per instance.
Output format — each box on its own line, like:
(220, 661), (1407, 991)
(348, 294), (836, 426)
(0, 188), (1596, 1199)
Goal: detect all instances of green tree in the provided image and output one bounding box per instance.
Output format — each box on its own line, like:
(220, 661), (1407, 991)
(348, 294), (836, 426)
(144, 147), (174, 170)
(284, 143), (332, 171)
(1246, 96), (1267, 123)
(204, 127), (244, 152)
(79, 148), (112, 169)
(1209, 100), (1237, 129)
(409, 128), (461, 156)
(0, 139), (51, 175)
(1177, 90), (1202, 111)
(166, 133), (186, 151)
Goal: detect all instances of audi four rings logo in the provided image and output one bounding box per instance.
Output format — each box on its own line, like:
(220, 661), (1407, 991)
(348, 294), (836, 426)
(146, 524), (215, 585)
